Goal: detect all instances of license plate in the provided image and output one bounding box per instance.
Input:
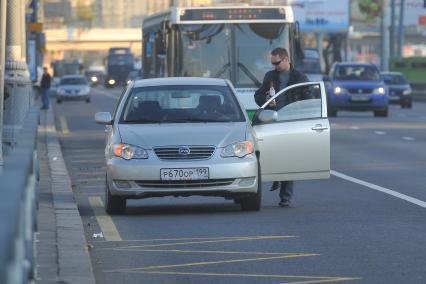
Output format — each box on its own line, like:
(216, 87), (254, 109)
(160, 168), (209, 181)
(351, 95), (370, 102)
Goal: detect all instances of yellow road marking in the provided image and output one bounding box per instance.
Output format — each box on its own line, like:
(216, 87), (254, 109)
(112, 248), (303, 256)
(88, 196), (122, 241)
(106, 270), (360, 283)
(59, 115), (70, 135)
(104, 253), (319, 273)
(114, 235), (297, 249)
(96, 235), (297, 243)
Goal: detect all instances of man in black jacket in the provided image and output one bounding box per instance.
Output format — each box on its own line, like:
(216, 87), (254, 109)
(254, 47), (308, 207)
(40, 67), (51, 110)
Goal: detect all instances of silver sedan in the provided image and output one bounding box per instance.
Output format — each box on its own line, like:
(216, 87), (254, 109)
(95, 77), (330, 214)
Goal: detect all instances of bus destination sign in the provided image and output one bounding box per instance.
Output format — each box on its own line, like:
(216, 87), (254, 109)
(180, 8), (286, 22)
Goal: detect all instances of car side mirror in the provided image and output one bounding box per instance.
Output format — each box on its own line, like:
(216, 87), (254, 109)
(257, 109), (278, 123)
(322, 75), (330, 82)
(95, 112), (113, 125)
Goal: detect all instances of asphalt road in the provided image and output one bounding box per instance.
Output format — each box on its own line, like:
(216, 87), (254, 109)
(53, 86), (426, 284)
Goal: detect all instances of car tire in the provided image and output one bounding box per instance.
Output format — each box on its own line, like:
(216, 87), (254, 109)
(56, 99), (61, 104)
(407, 101), (412, 108)
(105, 176), (126, 214)
(86, 98), (91, 103)
(374, 107), (388, 117)
(240, 158), (261, 211)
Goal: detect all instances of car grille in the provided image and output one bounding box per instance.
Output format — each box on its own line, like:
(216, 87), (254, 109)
(348, 88), (372, 94)
(154, 146), (215, 160)
(136, 179), (235, 188)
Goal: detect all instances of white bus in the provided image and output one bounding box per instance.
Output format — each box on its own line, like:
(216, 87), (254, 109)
(142, 6), (304, 118)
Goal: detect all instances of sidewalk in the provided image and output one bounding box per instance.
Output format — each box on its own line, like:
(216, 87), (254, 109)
(35, 106), (96, 283)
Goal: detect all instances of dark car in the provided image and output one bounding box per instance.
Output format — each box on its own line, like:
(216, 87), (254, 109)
(84, 69), (105, 86)
(324, 63), (389, 117)
(381, 72), (412, 108)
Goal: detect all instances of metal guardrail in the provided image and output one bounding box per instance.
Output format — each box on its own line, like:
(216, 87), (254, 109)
(0, 107), (39, 284)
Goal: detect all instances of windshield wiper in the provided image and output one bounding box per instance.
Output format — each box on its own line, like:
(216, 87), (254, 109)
(166, 118), (208, 123)
(237, 62), (261, 87)
(123, 119), (163, 124)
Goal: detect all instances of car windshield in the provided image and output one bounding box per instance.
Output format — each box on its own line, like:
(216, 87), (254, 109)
(120, 85), (245, 123)
(60, 77), (88, 85)
(334, 66), (381, 81)
(383, 74), (408, 85)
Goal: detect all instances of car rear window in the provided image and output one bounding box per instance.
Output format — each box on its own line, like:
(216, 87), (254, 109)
(120, 85), (245, 123)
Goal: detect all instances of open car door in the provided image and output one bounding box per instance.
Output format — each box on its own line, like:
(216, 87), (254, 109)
(252, 81), (330, 182)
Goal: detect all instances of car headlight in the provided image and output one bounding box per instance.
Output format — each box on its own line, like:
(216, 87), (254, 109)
(334, 86), (347, 95)
(113, 144), (148, 160)
(108, 79), (116, 85)
(373, 87), (386, 95)
(403, 88), (412, 95)
(221, 141), (254, 158)
(90, 76), (98, 82)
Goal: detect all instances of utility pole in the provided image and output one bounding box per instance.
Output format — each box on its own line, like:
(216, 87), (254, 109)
(390, 0), (395, 58)
(380, 0), (388, 71)
(397, 0), (405, 57)
(0, 0), (7, 169)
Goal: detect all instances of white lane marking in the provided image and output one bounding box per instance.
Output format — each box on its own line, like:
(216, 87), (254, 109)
(402, 136), (415, 141)
(350, 126), (360, 130)
(374, 131), (386, 135)
(331, 170), (426, 209)
(88, 196), (122, 241)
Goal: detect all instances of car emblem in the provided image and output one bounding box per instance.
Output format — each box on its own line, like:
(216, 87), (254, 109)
(178, 146), (191, 156)
(358, 89), (363, 94)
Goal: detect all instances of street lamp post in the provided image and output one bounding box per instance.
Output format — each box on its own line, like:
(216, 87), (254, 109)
(0, 0), (7, 169)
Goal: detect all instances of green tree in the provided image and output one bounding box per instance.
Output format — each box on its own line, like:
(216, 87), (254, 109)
(358, 0), (384, 22)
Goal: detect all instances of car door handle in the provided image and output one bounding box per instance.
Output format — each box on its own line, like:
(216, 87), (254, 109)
(311, 124), (328, 131)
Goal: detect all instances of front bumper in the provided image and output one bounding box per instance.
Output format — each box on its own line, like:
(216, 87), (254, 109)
(329, 93), (388, 111)
(57, 93), (90, 100)
(106, 153), (258, 199)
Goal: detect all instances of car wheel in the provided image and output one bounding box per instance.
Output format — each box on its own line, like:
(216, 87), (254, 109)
(86, 98), (91, 103)
(105, 176), (126, 214)
(240, 158), (261, 211)
(407, 101), (412, 108)
(374, 107), (388, 117)
(56, 99), (61, 104)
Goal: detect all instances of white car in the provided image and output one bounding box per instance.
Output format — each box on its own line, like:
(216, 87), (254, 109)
(95, 77), (330, 214)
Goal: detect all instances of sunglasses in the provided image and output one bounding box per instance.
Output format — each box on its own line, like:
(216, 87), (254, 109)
(271, 58), (285, 66)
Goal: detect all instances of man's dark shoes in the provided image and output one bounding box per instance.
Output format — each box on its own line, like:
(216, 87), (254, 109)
(278, 200), (291, 207)
(270, 181), (280, 192)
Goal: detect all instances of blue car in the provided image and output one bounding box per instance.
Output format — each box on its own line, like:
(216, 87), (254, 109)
(324, 63), (389, 117)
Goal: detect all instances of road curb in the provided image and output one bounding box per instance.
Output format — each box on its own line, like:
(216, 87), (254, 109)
(42, 107), (96, 284)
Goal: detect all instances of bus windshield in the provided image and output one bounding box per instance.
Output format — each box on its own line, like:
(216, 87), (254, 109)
(180, 24), (231, 80)
(235, 23), (290, 87)
(179, 23), (290, 88)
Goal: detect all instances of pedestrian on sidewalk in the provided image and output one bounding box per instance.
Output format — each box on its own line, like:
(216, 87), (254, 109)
(254, 47), (308, 207)
(40, 67), (51, 110)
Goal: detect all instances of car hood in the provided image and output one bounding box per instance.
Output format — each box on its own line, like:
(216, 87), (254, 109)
(118, 122), (247, 149)
(332, 81), (383, 88)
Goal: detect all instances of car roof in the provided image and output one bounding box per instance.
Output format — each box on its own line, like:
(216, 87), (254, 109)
(334, 62), (377, 67)
(381, 71), (404, 76)
(61, 75), (86, 79)
(132, 77), (228, 88)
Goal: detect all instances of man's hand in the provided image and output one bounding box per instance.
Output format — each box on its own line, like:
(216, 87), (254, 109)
(266, 94), (276, 108)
